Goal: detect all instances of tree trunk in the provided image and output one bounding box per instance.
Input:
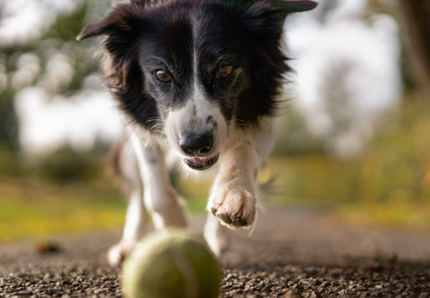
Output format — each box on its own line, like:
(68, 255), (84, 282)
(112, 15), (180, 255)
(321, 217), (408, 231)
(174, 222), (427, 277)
(398, 0), (430, 96)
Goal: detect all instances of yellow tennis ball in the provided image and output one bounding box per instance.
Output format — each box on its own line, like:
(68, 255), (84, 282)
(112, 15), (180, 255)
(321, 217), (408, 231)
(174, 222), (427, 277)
(122, 229), (222, 298)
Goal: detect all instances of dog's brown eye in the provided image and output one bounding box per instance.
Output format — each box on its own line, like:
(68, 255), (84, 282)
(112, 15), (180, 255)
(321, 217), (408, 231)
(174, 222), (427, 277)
(216, 65), (232, 79)
(156, 70), (171, 83)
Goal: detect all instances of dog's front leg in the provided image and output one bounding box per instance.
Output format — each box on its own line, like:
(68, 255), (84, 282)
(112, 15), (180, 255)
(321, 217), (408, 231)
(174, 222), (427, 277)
(108, 138), (149, 266)
(129, 127), (187, 230)
(208, 141), (258, 228)
(207, 121), (274, 229)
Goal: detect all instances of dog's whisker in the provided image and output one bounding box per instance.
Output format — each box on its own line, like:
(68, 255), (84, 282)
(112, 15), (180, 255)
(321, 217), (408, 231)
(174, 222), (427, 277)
(146, 117), (160, 123)
(150, 123), (164, 131)
(152, 130), (166, 135)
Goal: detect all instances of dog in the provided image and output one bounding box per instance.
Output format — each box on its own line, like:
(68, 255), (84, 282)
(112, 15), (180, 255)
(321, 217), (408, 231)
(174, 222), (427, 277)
(77, 0), (316, 266)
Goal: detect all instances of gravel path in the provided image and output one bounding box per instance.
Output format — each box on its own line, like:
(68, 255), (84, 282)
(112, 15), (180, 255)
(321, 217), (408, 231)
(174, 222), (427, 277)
(1, 207), (430, 297)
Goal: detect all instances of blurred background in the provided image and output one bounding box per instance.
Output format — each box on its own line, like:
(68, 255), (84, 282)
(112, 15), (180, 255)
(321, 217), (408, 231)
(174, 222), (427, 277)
(0, 0), (430, 243)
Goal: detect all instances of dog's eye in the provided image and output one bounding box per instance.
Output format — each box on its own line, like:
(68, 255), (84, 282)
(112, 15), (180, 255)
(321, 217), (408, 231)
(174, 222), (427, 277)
(156, 70), (171, 83)
(216, 65), (232, 79)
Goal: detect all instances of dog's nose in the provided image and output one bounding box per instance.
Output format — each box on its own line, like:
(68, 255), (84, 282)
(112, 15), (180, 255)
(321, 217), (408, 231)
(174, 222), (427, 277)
(180, 133), (213, 156)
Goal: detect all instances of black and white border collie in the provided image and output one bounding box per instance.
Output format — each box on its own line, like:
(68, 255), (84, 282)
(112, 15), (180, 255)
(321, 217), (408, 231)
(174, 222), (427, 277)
(78, 0), (316, 265)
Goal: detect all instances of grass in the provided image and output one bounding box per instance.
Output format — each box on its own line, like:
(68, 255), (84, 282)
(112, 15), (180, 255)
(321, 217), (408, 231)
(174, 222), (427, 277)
(0, 175), (207, 243)
(3, 147), (430, 244)
(335, 202), (430, 230)
(0, 177), (127, 242)
(2, 161), (430, 244)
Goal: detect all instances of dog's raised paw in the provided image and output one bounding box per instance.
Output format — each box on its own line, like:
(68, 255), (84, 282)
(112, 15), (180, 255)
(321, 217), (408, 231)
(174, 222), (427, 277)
(208, 185), (256, 229)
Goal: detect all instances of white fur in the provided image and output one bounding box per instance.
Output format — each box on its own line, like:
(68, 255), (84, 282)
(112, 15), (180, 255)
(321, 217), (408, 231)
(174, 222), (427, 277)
(164, 82), (227, 161)
(207, 118), (275, 229)
(128, 126), (187, 230)
(108, 139), (149, 266)
(108, 125), (188, 266)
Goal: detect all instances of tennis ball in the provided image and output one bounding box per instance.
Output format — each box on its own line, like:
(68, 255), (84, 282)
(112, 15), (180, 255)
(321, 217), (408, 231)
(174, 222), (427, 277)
(122, 229), (222, 298)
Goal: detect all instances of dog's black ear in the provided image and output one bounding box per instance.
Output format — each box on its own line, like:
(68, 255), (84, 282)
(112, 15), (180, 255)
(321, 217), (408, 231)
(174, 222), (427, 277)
(76, 6), (135, 41)
(77, 18), (113, 41)
(273, 0), (317, 13)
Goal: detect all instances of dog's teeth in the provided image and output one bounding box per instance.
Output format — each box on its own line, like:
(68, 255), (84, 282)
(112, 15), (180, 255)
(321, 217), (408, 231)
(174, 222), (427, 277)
(184, 154), (219, 170)
(188, 157), (208, 165)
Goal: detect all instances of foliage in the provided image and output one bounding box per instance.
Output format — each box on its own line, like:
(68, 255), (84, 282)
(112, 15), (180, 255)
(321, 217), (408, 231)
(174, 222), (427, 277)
(273, 97), (430, 228)
(272, 105), (326, 156)
(0, 0), (108, 146)
(37, 147), (105, 183)
(271, 95), (430, 204)
(359, 98), (430, 204)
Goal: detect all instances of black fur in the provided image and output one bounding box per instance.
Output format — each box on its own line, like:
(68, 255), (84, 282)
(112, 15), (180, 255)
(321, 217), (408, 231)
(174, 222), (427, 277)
(78, 0), (317, 130)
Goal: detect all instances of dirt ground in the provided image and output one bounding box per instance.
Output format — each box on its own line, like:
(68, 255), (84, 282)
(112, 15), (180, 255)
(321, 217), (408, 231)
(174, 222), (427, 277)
(1, 207), (430, 298)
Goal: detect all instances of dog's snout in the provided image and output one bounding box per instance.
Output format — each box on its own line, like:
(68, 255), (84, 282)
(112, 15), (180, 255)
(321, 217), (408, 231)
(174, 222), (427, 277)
(180, 133), (213, 156)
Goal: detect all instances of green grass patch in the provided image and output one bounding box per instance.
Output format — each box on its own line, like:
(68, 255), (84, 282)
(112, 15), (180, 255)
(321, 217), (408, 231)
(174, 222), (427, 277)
(0, 178), (127, 242)
(0, 176), (209, 243)
(335, 202), (430, 230)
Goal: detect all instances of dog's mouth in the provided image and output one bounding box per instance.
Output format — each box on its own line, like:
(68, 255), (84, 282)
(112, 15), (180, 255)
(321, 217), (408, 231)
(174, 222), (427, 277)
(184, 154), (220, 171)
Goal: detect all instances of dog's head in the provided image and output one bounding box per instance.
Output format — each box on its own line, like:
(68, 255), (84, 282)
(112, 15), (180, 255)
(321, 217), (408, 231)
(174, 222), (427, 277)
(78, 0), (316, 170)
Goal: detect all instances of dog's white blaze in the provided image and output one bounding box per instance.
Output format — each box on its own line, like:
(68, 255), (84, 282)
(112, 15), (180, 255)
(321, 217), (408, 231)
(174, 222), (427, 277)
(192, 34), (227, 155)
(164, 51), (227, 158)
(164, 89), (227, 158)
(193, 82), (228, 153)
(165, 101), (195, 155)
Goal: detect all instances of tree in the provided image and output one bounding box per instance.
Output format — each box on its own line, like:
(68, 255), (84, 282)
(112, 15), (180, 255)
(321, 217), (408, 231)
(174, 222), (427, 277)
(398, 0), (430, 96)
